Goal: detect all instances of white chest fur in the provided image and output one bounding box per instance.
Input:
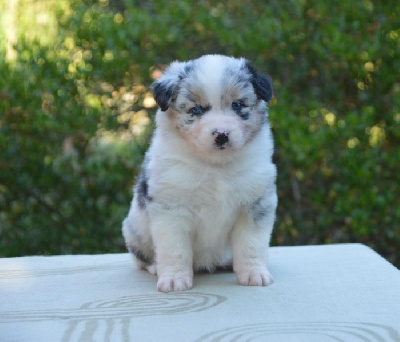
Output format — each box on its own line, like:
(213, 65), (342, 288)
(145, 126), (275, 270)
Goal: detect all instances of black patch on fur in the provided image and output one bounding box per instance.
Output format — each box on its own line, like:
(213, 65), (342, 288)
(238, 111), (250, 120)
(136, 167), (152, 209)
(251, 197), (274, 222)
(245, 62), (273, 102)
(151, 81), (175, 111)
(129, 245), (154, 265)
(234, 107), (251, 120)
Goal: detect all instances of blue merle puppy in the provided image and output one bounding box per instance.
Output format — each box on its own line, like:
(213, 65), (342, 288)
(122, 55), (277, 292)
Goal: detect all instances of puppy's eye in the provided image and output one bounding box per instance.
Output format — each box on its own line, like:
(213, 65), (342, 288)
(232, 100), (244, 111)
(189, 105), (204, 116)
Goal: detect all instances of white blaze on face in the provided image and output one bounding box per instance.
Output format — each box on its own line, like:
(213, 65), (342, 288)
(194, 55), (227, 110)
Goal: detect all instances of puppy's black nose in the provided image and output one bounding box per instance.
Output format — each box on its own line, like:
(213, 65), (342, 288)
(213, 130), (230, 148)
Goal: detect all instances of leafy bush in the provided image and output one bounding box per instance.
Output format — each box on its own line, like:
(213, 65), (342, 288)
(1, 0), (399, 266)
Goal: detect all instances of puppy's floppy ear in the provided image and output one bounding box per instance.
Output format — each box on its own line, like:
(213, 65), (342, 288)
(151, 79), (175, 112)
(245, 61), (273, 103)
(151, 61), (190, 112)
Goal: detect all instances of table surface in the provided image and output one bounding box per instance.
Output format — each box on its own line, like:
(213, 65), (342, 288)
(1, 243), (399, 342)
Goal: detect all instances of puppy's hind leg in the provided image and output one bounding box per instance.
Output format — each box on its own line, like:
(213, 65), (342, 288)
(122, 205), (156, 274)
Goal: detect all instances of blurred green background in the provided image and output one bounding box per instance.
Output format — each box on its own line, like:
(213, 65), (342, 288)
(1, 0), (399, 266)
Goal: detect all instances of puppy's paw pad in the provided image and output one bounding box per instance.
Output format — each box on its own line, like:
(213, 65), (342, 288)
(157, 276), (193, 293)
(237, 270), (274, 287)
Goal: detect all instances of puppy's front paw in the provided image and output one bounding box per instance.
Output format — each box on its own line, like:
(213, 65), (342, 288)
(157, 275), (193, 293)
(236, 269), (274, 287)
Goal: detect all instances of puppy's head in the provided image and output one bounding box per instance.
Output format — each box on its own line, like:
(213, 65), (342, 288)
(151, 55), (273, 155)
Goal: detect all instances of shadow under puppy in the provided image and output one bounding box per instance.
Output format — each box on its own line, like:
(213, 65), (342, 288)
(122, 55), (277, 293)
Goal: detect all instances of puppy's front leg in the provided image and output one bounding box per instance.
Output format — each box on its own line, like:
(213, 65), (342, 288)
(151, 212), (194, 293)
(231, 207), (275, 287)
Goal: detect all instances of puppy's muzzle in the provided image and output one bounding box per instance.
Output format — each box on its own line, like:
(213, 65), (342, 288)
(213, 130), (230, 149)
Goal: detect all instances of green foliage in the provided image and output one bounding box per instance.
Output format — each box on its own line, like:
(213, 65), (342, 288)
(1, 0), (399, 265)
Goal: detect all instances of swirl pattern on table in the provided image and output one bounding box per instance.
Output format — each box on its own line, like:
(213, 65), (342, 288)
(195, 322), (400, 342)
(0, 292), (226, 322)
(1, 292), (226, 342)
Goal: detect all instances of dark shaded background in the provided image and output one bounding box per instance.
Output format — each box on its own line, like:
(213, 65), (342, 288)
(1, 0), (399, 266)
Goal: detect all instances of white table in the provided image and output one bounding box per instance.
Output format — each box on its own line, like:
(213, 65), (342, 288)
(1, 244), (399, 341)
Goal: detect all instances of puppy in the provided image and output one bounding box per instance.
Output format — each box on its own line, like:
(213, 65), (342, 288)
(122, 55), (277, 292)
